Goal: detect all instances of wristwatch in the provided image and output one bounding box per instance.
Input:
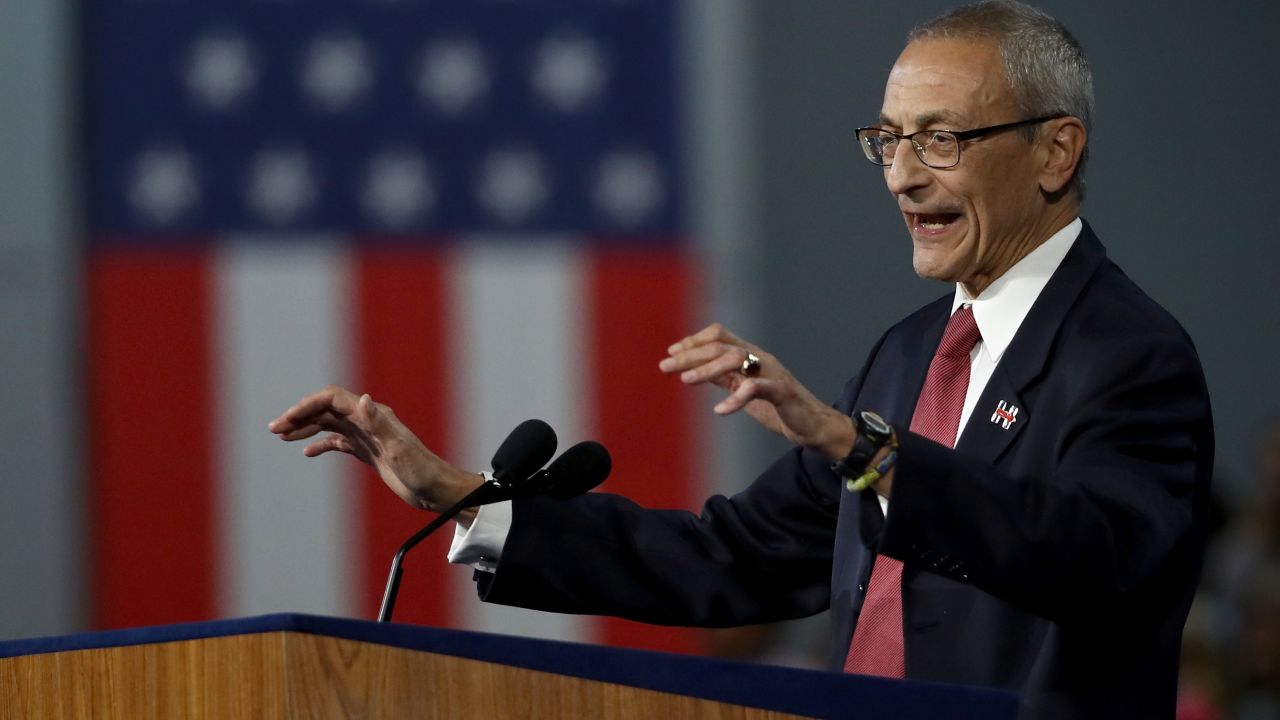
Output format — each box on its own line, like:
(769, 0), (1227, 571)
(830, 410), (894, 479)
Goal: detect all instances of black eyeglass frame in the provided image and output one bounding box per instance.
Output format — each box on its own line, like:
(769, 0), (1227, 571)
(855, 114), (1066, 169)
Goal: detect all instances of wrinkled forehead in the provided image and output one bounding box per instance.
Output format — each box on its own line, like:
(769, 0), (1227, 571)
(879, 38), (1013, 130)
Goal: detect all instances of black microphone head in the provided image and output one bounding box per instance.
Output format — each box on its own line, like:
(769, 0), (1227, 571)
(540, 441), (611, 498)
(490, 419), (557, 485)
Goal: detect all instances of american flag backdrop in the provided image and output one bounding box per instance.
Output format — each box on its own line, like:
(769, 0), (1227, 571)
(84, 0), (706, 654)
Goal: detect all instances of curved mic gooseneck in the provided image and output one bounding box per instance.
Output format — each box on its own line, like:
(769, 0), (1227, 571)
(377, 419), (556, 623)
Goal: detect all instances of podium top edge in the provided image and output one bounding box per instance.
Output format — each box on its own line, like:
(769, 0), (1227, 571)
(0, 613), (1017, 719)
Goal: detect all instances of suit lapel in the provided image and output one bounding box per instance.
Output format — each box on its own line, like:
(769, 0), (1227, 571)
(954, 221), (1108, 463)
(957, 365), (1026, 463)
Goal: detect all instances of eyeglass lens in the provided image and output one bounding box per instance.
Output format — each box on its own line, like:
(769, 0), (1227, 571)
(861, 130), (960, 169)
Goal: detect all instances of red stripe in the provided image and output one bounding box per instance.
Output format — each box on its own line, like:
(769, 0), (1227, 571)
(87, 246), (217, 629)
(354, 245), (456, 626)
(588, 245), (701, 654)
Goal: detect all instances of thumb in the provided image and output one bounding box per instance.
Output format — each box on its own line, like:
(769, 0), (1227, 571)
(359, 393), (379, 424)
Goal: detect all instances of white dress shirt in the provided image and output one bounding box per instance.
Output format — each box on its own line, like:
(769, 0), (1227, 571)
(450, 218), (1084, 568)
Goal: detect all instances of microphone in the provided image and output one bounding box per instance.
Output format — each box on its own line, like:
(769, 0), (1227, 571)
(459, 418), (560, 508)
(377, 419), (557, 623)
(520, 440), (612, 498)
(491, 418), (558, 486)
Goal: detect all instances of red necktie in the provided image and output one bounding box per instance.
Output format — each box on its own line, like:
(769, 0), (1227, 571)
(844, 305), (981, 678)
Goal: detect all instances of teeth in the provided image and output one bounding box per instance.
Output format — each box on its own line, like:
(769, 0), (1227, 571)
(914, 213), (954, 230)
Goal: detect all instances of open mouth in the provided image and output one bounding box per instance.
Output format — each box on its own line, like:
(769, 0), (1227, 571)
(911, 212), (962, 233)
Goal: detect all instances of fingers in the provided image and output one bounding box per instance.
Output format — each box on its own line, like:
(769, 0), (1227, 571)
(665, 323), (746, 356)
(674, 345), (756, 387)
(268, 385), (362, 434)
(273, 406), (365, 440)
(302, 433), (355, 458)
(357, 393), (384, 429)
(277, 423), (324, 442)
(660, 324), (763, 389)
(660, 339), (744, 373)
(710, 373), (794, 414)
(660, 322), (838, 449)
(713, 377), (762, 415)
(271, 386), (406, 481)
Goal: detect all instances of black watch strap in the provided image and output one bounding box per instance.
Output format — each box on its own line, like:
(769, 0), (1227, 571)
(830, 410), (893, 479)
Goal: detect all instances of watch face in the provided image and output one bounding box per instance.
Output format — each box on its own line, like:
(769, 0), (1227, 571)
(859, 411), (892, 439)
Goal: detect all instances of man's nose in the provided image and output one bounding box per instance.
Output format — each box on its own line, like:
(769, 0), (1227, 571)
(884, 142), (932, 196)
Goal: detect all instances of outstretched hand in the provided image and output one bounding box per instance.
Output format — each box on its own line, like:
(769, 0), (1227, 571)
(659, 324), (855, 461)
(268, 385), (481, 513)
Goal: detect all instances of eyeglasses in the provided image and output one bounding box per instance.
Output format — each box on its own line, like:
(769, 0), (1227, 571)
(855, 115), (1064, 169)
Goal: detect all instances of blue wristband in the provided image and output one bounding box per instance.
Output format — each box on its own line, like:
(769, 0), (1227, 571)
(847, 450), (897, 493)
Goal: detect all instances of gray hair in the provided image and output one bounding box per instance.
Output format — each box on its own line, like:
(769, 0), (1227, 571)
(909, 1), (1093, 199)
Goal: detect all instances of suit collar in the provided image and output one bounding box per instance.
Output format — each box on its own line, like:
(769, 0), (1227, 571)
(951, 218), (1082, 365)
(987, 219), (1107, 390)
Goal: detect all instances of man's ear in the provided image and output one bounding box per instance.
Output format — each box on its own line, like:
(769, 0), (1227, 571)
(1039, 117), (1087, 195)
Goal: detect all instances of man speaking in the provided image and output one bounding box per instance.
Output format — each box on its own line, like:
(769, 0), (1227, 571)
(269, 2), (1213, 717)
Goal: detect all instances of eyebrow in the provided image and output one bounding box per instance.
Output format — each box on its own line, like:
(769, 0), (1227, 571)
(877, 109), (969, 130)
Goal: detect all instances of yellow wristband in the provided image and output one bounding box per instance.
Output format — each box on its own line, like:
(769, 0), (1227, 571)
(846, 450), (897, 492)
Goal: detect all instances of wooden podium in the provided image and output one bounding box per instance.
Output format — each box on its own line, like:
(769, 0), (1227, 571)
(0, 614), (1017, 718)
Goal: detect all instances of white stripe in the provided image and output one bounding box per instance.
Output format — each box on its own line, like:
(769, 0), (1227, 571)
(215, 239), (354, 618)
(449, 237), (592, 644)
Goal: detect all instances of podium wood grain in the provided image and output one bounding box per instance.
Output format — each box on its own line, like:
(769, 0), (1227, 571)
(2, 631), (810, 719)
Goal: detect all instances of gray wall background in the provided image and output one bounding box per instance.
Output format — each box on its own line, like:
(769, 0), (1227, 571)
(0, 0), (82, 639)
(1, 0), (1277, 641)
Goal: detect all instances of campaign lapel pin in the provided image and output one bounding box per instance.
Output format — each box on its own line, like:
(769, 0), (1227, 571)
(990, 400), (1019, 430)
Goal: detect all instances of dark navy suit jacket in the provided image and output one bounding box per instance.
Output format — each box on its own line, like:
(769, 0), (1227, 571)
(477, 224), (1214, 719)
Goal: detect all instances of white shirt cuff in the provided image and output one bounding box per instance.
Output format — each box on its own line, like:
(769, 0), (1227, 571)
(447, 498), (513, 574)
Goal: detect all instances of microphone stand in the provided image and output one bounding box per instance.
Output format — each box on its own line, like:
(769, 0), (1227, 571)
(376, 476), (531, 623)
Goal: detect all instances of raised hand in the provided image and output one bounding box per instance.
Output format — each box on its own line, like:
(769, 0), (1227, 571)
(659, 324), (854, 461)
(268, 385), (481, 512)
